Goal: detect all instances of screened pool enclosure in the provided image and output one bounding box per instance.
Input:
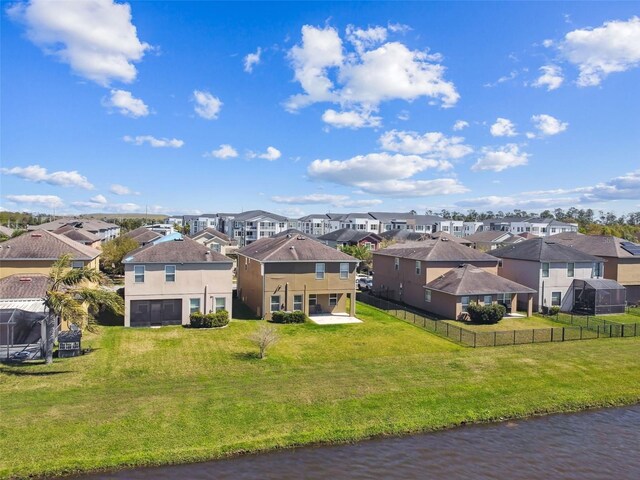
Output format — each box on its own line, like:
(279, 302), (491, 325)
(572, 279), (626, 315)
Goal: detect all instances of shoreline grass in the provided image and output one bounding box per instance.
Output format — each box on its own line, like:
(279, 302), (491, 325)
(1, 302), (639, 479)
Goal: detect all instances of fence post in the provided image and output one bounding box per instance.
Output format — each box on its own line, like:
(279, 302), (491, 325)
(460, 328), (462, 343)
(562, 327), (565, 342)
(580, 326), (583, 340)
(551, 327), (554, 342)
(513, 330), (516, 345)
(473, 332), (477, 348)
(494, 331), (497, 347)
(446, 323), (449, 337)
(597, 325), (600, 339)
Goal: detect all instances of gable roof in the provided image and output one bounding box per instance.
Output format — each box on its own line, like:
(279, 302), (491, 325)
(237, 232), (358, 262)
(549, 232), (640, 259)
(317, 228), (382, 243)
(426, 264), (536, 296)
(490, 238), (603, 263)
(29, 217), (118, 232)
(123, 227), (163, 244)
(123, 237), (231, 264)
(465, 230), (516, 243)
(429, 231), (472, 246)
(0, 274), (50, 299)
(379, 230), (429, 242)
(53, 225), (100, 243)
(228, 210), (288, 222)
(0, 230), (101, 261)
(374, 239), (499, 263)
(189, 227), (232, 242)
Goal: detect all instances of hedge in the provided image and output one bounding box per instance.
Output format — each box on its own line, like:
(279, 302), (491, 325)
(270, 310), (307, 324)
(466, 302), (507, 324)
(189, 310), (230, 328)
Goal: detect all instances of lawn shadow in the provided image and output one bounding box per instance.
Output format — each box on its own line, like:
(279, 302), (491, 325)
(232, 351), (262, 361)
(232, 298), (261, 321)
(0, 365), (72, 376)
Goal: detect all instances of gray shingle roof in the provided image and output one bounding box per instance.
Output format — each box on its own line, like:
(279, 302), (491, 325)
(189, 227), (232, 242)
(317, 228), (382, 243)
(550, 232), (639, 259)
(237, 232), (358, 262)
(379, 230), (429, 242)
(0, 274), (50, 299)
(425, 264), (536, 295)
(465, 230), (515, 243)
(429, 231), (472, 245)
(53, 225), (100, 243)
(29, 217), (118, 232)
(375, 239), (499, 263)
(123, 237), (231, 264)
(123, 227), (163, 244)
(490, 238), (603, 263)
(0, 230), (101, 261)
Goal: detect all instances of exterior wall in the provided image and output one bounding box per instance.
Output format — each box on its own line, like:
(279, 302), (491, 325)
(236, 254), (265, 317)
(0, 257), (98, 279)
(124, 262), (233, 326)
(423, 290), (458, 318)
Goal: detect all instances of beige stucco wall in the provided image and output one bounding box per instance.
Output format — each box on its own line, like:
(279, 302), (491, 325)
(237, 254), (264, 317)
(0, 257), (99, 279)
(124, 262), (233, 326)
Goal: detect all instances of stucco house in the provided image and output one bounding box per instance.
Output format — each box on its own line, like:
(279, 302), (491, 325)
(29, 218), (120, 242)
(372, 239), (500, 312)
(189, 227), (238, 255)
(465, 230), (525, 252)
(490, 238), (612, 313)
(236, 230), (359, 320)
(123, 237), (233, 327)
(317, 228), (383, 250)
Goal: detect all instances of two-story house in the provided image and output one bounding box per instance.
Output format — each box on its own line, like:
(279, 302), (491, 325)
(317, 228), (383, 250)
(29, 218), (120, 242)
(189, 228), (238, 255)
(236, 231), (359, 320)
(122, 237), (233, 327)
(491, 238), (610, 313)
(465, 230), (525, 252)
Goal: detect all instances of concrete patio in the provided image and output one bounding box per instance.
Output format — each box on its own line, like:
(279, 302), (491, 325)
(309, 313), (362, 325)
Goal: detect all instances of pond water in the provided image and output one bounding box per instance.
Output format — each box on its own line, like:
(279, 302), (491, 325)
(77, 405), (640, 479)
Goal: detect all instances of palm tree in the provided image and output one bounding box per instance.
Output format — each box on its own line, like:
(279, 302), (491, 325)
(340, 244), (372, 272)
(43, 254), (124, 364)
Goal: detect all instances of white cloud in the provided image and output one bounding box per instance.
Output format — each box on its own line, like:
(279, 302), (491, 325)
(7, 0), (150, 86)
(123, 135), (184, 148)
(90, 194), (107, 204)
(248, 146), (281, 161)
(322, 109), (381, 129)
(1, 164), (94, 189)
(102, 89), (149, 117)
(71, 201), (165, 214)
(244, 47), (262, 73)
(490, 118), (517, 137)
(397, 110), (410, 121)
(452, 120), (469, 131)
(271, 193), (382, 209)
(5, 194), (64, 209)
(484, 70), (518, 87)
(378, 130), (473, 160)
(532, 65), (564, 91)
(192, 90), (222, 120)
(472, 144), (530, 172)
(109, 184), (139, 195)
(338, 198), (384, 208)
(557, 16), (640, 87)
(209, 144), (238, 159)
(578, 171), (640, 202)
(456, 195), (573, 210)
(353, 178), (469, 197)
(286, 24), (459, 126)
(529, 114), (568, 137)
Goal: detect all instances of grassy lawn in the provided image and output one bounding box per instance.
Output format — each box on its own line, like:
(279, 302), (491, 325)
(1, 302), (640, 478)
(445, 315), (565, 332)
(597, 313), (640, 324)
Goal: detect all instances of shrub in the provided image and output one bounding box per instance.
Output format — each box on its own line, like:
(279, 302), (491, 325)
(190, 312), (204, 328)
(213, 309), (230, 327)
(466, 302), (506, 324)
(549, 306), (561, 316)
(189, 310), (229, 328)
(270, 310), (307, 324)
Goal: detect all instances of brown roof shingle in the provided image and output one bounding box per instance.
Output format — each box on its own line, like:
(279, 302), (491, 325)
(0, 230), (101, 261)
(237, 232), (358, 262)
(425, 264), (536, 295)
(375, 239), (498, 263)
(123, 237), (231, 264)
(0, 274), (50, 299)
(550, 232), (639, 259)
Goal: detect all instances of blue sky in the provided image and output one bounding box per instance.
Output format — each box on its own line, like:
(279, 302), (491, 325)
(1, 1), (639, 217)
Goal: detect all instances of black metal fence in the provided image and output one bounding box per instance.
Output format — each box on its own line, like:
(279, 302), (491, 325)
(357, 293), (639, 348)
(549, 312), (640, 338)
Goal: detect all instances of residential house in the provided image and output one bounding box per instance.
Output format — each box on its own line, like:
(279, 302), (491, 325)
(549, 232), (640, 303)
(329, 213), (380, 233)
(317, 228), (383, 250)
(465, 230), (525, 252)
(435, 219), (464, 237)
(29, 218), (120, 242)
(0, 273), (49, 311)
(122, 237), (233, 327)
(236, 230), (359, 320)
(52, 225), (102, 249)
(123, 226), (163, 246)
(429, 231), (473, 246)
(424, 264), (536, 318)
(379, 230), (429, 243)
(491, 238), (611, 313)
(189, 227), (238, 255)
(0, 230), (100, 279)
(372, 239), (500, 312)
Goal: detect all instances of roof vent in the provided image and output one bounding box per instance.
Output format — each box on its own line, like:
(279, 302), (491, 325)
(286, 234), (292, 238)
(31, 233), (42, 238)
(19, 277), (32, 282)
(290, 246), (295, 250)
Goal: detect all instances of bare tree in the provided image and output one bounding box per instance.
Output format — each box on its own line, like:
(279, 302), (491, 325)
(249, 324), (279, 359)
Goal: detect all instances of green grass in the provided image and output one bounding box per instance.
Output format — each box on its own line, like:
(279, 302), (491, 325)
(597, 313), (640, 324)
(445, 315), (566, 332)
(1, 302), (639, 479)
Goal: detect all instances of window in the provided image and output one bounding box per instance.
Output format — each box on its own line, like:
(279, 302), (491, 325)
(340, 263), (349, 279)
(308, 294), (317, 306)
(484, 295), (493, 305)
(461, 296), (470, 312)
(416, 261), (421, 275)
(134, 265), (145, 283)
(71, 261), (84, 269)
(165, 265), (176, 282)
(567, 263), (574, 277)
(394, 258), (399, 270)
(592, 262), (603, 278)
(551, 291), (561, 306)
(329, 293), (338, 306)
(542, 262), (549, 278)
(424, 289), (432, 303)
(293, 295), (303, 311)
(270, 295), (280, 312)
(315, 263), (325, 279)
(60, 342), (79, 350)
(215, 297), (226, 312)
(189, 298), (200, 314)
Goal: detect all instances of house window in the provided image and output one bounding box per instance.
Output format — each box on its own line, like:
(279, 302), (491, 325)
(340, 263), (349, 279)
(551, 291), (561, 306)
(165, 265), (176, 282)
(134, 265), (145, 283)
(308, 294), (317, 306)
(189, 298), (201, 314)
(416, 261), (421, 275)
(567, 263), (574, 277)
(315, 263), (325, 280)
(215, 297), (226, 312)
(484, 295), (493, 305)
(542, 263), (549, 278)
(424, 289), (432, 303)
(394, 258), (399, 270)
(592, 262), (603, 278)
(71, 261), (84, 269)
(270, 295), (280, 312)
(461, 296), (470, 312)
(293, 295), (303, 311)
(329, 293), (338, 306)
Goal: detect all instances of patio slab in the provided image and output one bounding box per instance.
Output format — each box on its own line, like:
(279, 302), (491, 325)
(309, 313), (362, 325)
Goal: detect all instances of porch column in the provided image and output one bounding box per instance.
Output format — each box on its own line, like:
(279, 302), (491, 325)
(350, 293), (356, 317)
(527, 294), (533, 317)
(511, 293), (517, 314)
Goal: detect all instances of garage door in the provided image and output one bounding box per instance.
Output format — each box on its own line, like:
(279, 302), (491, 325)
(130, 299), (183, 327)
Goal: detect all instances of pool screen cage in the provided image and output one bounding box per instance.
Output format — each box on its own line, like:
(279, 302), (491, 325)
(572, 279), (626, 315)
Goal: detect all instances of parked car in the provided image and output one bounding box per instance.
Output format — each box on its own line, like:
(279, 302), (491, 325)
(357, 276), (373, 290)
